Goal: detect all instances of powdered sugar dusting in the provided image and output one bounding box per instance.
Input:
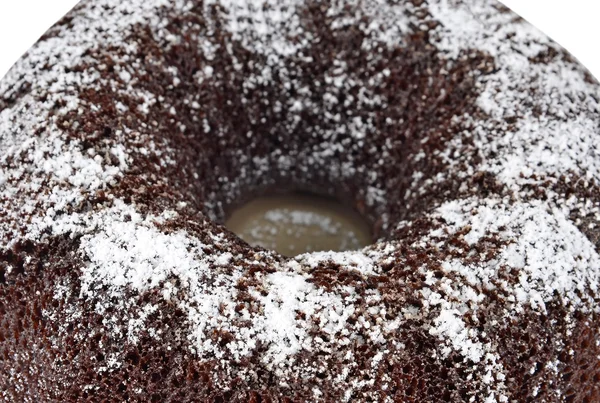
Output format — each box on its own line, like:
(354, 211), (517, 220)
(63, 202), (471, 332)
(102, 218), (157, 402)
(435, 198), (600, 311)
(1, 0), (600, 400)
(0, 0), (187, 247)
(429, 0), (600, 188)
(297, 249), (384, 276)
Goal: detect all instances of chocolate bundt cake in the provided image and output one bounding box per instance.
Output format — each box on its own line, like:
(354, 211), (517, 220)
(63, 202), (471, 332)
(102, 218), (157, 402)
(1, 0), (600, 401)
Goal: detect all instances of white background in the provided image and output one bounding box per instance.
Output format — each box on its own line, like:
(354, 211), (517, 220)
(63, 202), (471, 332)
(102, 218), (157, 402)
(0, 1), (599, 80)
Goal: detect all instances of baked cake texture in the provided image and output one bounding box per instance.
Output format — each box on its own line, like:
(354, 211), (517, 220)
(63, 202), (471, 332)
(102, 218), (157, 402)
(1, 0), (600, 401)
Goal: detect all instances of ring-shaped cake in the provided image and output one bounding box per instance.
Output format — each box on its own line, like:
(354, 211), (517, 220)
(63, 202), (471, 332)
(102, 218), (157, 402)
(1, 0), (600, 401)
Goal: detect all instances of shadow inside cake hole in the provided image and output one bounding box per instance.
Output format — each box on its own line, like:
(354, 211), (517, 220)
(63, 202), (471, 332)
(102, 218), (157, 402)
(225, 192), (372, 257)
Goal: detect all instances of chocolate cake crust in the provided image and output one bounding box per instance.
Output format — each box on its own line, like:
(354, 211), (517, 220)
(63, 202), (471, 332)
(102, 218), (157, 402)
(1, 1), (600, 402)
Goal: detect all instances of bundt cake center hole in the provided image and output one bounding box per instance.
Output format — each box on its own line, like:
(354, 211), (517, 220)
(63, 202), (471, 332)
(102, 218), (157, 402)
(225, 192), (372, 257)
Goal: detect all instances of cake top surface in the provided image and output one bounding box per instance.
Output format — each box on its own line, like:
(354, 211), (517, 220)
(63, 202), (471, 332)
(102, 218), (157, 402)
(1, 0), (599, 401)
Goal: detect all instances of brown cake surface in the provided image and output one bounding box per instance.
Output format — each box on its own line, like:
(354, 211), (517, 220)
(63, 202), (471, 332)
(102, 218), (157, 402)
(1, 0), (600, 401)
